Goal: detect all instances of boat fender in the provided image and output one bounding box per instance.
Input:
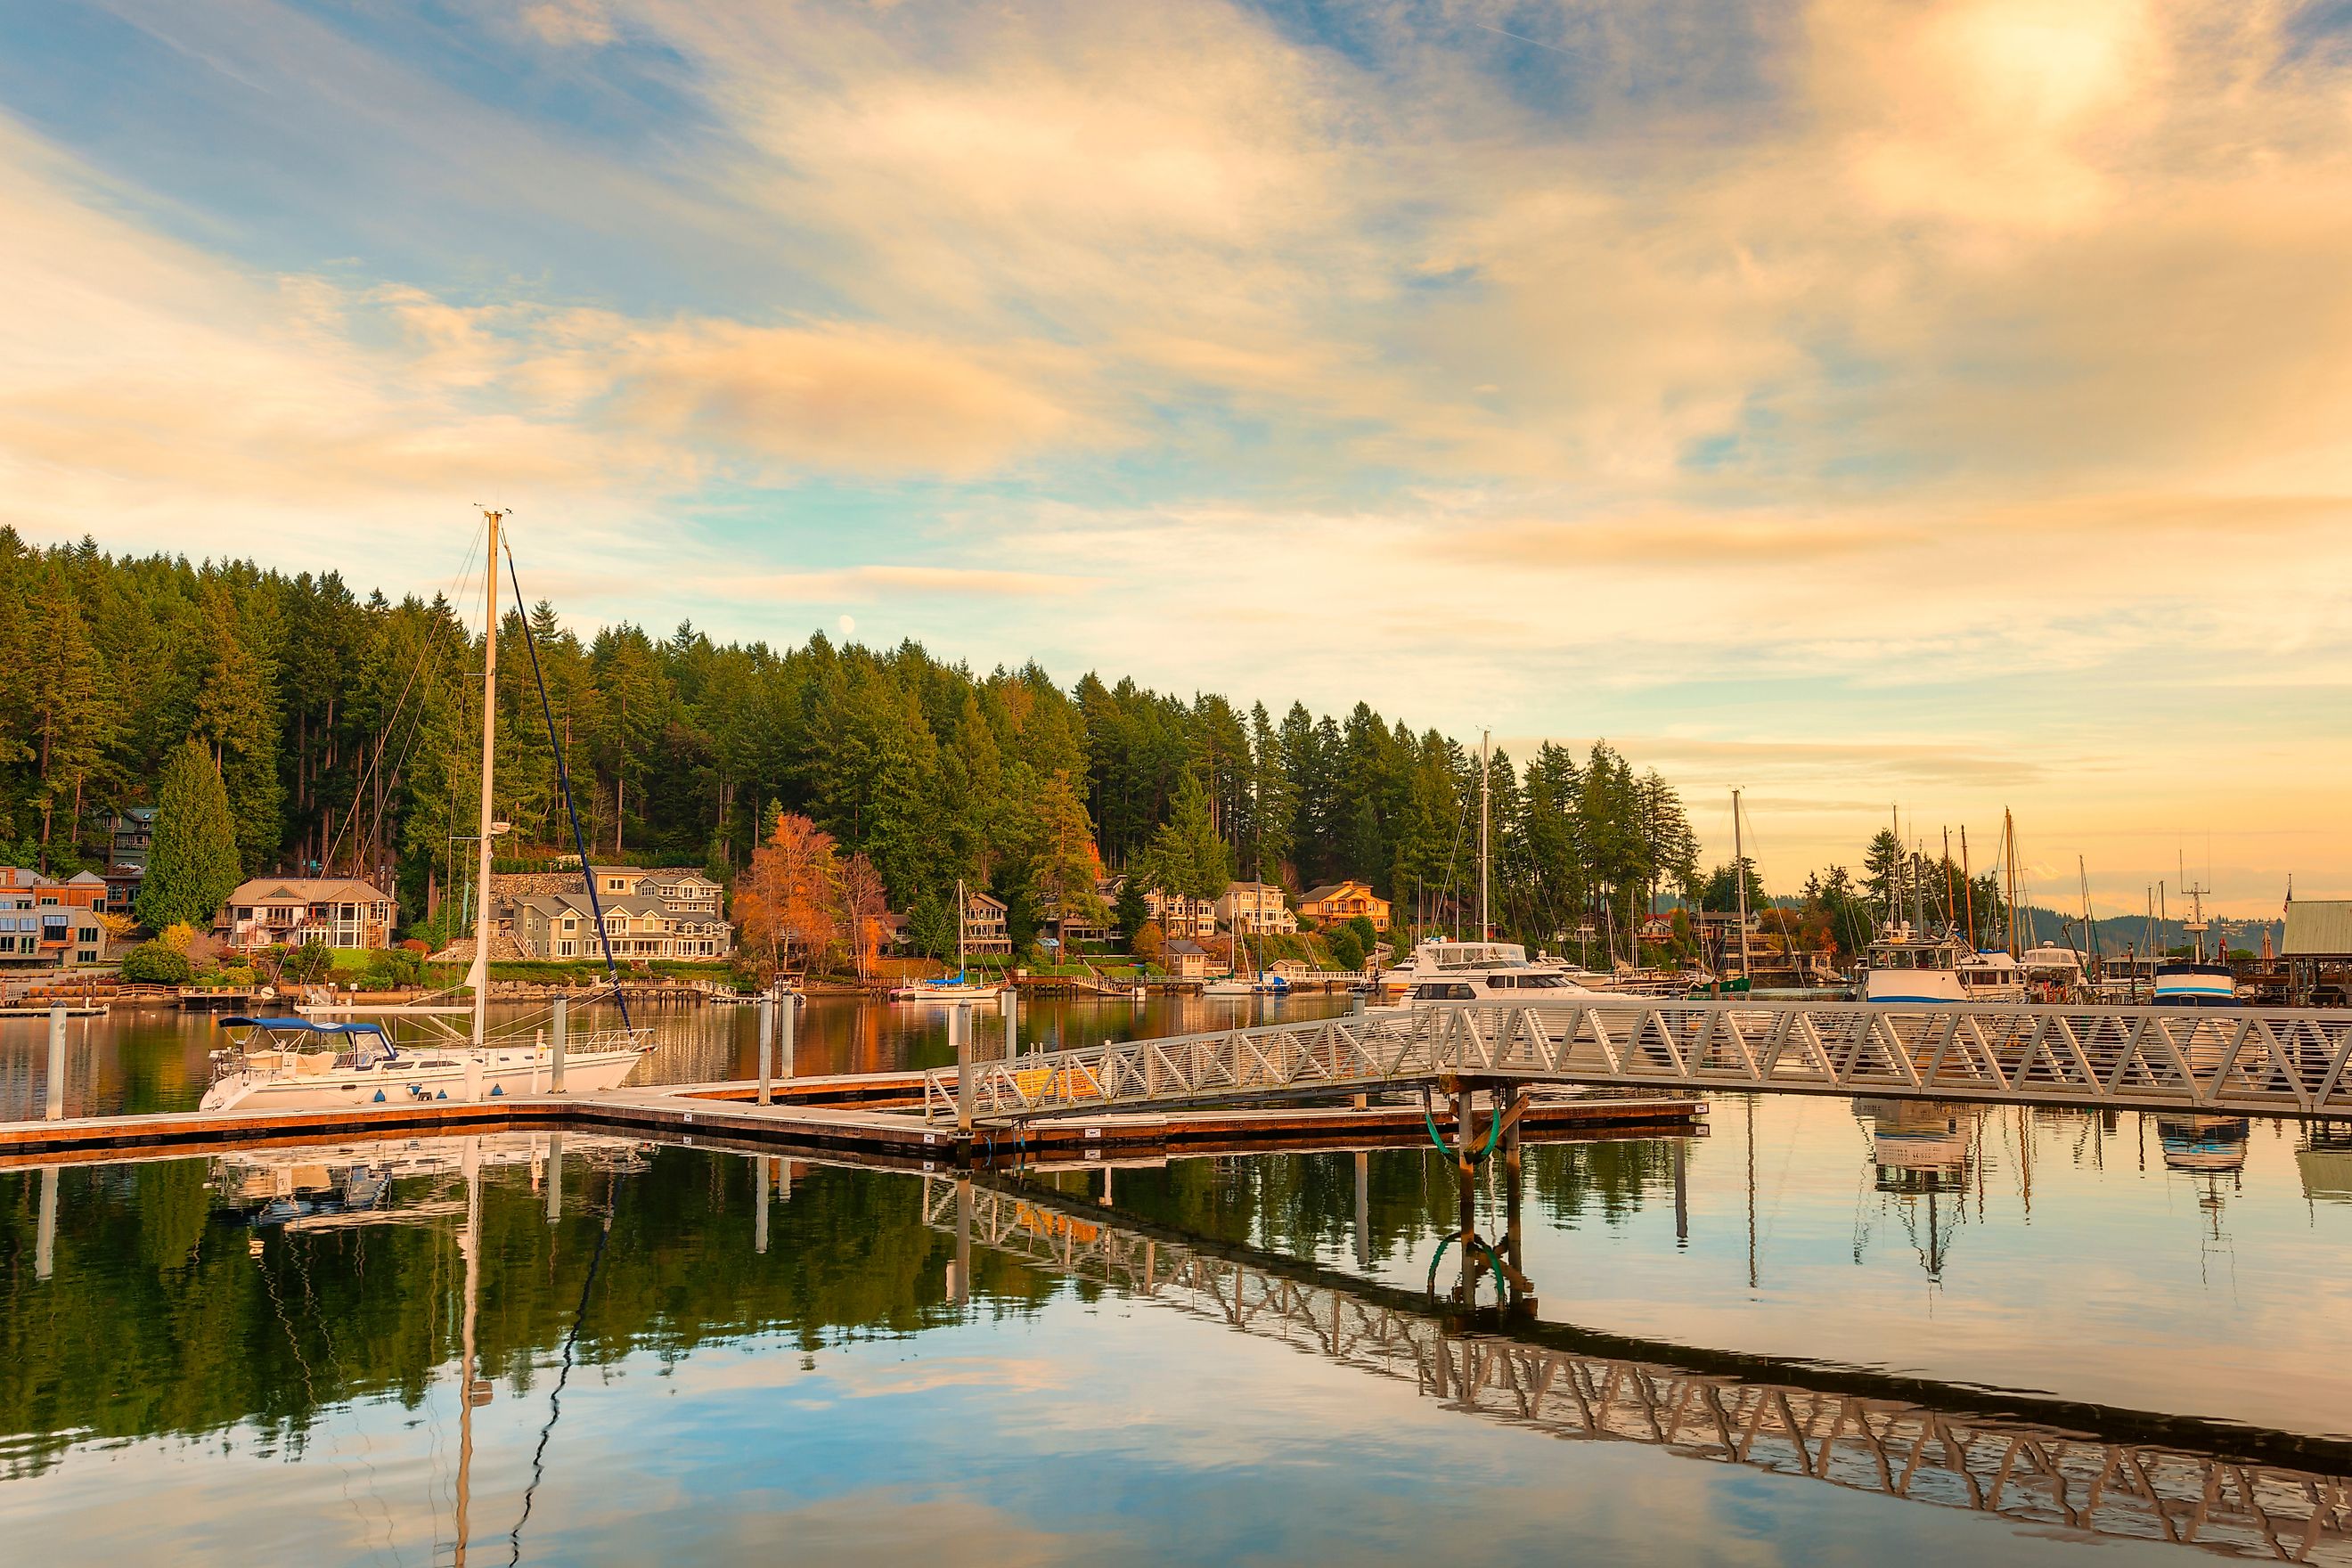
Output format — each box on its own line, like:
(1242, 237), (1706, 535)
(373, 1090), (387, 1103)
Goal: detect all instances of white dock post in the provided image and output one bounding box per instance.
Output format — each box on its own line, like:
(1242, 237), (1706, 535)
(36, 1166), (58, 1279)
(550, 996), (568, 1094)
(757, 994), (774, 1106)
(954, 1004), (974, 1137)
(45, 1005), (67, 1121)
(778, 987), (796, 1082)
(1000, 984), (1018, 1060)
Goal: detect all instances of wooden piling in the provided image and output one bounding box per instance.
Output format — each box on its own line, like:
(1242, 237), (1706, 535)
(954, 1004), (974, 1138)
(756, 995), (774, 1107)
(45, 1005), (66, 1122)
(550, 996), (568, 1093)
(778, 988), (795, 1081)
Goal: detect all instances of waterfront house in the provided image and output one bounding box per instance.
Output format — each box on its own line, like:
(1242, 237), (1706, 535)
(0, 902), (106, 969)
(1041, 876), (1123, 947)
(1298, 880), (1392, 933)
(1215, 881), (1297, 936)
(0, 868), (110, 913)
(509, 893), (686, 962)
(488, 866), (734, 959)
(1144, 889), (1218, 941)
(1164, 938), (1211, 979)
(216, 878), (396, 951)
(962, 888), (1013, 956)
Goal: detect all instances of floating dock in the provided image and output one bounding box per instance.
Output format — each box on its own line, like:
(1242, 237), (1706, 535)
(0, 1074), (1702, 1169)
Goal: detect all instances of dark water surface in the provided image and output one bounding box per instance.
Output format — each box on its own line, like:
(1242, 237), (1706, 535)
(4, 1090), (2349, 1564)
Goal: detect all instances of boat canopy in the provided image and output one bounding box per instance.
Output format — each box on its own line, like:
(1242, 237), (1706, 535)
(221, 1016), (392, 1039)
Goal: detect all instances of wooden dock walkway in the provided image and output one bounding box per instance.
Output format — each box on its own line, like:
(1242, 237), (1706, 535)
(0, 1074), (1702, 1170)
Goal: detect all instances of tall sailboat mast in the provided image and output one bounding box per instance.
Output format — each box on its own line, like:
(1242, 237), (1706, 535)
(1732, 788), (1751, 981)
(468, 510), (502, 1049)
(1478, 730), (1490, 941)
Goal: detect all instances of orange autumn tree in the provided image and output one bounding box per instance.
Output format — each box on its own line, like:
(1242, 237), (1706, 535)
(738, 812), (844, 978)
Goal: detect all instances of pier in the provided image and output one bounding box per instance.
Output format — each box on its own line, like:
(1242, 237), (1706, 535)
(927, 999), (2352, 1125)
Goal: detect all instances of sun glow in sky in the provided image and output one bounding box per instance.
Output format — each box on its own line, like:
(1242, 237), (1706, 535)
(2, 0), (2348, 913)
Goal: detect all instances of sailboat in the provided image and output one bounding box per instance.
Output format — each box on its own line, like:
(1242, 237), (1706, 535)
(894, 878), (1003, 1001)
(201, 511), (652, 1111)
(1204, 881), (1289, 997)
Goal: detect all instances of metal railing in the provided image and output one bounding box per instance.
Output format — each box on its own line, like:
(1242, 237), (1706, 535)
(922, 1178), (2351, 1563)
(923, 1000), (2352, 1123)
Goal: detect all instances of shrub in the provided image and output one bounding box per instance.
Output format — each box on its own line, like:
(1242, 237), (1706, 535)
(120, 943), (193, 985)
(280, 943), (335, 984)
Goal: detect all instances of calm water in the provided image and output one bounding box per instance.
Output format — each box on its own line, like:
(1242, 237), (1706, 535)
(0, 993), (1357, 1121)
(4, 1090), (2349, 1563)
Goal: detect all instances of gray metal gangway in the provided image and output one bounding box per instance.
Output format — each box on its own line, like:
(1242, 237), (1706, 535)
(920, 1175), (2352, 1562)
(925, 999), (2352, 1125)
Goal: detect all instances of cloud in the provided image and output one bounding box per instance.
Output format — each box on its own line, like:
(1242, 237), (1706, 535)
(519, 1), (617, 48)
(703, 566), (1093, 603)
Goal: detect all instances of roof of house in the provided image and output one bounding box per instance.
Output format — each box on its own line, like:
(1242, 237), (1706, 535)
(1166, 939), (1207, 955)
(2284, 899), (2352, 957)
(963, 889), (1009, 911)
(1221, 880), (1286, 899)
(512, 893), (668, 920)
(66, 870), (105, 886)
(226, 878), (393, 905)
(1301, 880), (1384, 903)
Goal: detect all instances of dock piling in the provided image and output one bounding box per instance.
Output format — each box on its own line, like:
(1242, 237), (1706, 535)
(45, 1005), (66, 1121)
(779, 988), (795, 1081)
(1000, 986), (1018, 1058)
(954, 1003), (974, 1138)
(551, 997), (568, 1094)
(756, 994), (774, 1106)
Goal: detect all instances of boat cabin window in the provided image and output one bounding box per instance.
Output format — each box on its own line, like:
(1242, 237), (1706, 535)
(1413, 982), (1478, 1001)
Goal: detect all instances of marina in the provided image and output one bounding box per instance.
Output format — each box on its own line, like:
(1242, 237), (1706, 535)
(4, 1069), (2349, 1564)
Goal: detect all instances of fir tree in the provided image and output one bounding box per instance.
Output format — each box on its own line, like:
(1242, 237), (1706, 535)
(136, 740), (242, 930)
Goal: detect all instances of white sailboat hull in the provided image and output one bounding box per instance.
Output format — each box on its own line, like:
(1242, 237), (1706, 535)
(200, 1046), (647, 1113)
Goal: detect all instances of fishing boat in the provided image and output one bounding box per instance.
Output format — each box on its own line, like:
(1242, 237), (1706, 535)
(894, 880), (1003, 1002)
(1858, 923), (1974, 1004)
(2152, 882), (2237, 1006)
(201, 1014), (648, 1111)
(211, 510), (652, 1107)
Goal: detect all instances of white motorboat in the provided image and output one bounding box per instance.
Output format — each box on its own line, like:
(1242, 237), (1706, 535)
(1375, 937), (1608, 1009)
(201, 1015), (650, 1111)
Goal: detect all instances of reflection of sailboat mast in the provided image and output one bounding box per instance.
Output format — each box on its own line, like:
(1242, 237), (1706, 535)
(1745, 1096), (1757, 1291)
(455, 1134), (480, 1566)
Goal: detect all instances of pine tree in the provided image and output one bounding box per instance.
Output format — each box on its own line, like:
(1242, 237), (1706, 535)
(137, 739), (243, 931)
(1027, 768), (1106, 951)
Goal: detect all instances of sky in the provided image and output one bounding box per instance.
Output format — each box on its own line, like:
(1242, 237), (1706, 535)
(0, 0), (2347, 916)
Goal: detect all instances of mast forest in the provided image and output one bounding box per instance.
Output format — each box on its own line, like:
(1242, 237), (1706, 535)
(0, 528), (1711, 954)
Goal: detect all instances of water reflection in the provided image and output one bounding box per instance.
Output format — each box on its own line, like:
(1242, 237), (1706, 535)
(6, 1131), (2349, 1565)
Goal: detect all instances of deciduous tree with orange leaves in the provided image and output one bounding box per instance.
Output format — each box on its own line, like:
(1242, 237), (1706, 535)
(738, 811), (843, 978)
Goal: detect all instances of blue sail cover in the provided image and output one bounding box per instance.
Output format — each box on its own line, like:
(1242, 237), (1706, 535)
(220, 1016), (392, 1038)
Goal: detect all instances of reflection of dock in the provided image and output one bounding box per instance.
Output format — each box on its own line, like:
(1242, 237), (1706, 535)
(919, 1172), (2352, 1562)
(2299, 1123), (2352, 1204)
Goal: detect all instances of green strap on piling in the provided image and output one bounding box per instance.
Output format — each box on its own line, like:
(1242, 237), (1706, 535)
(1420, 1090), (1505, 1166)
(1425, 1231), (1512, 1306)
